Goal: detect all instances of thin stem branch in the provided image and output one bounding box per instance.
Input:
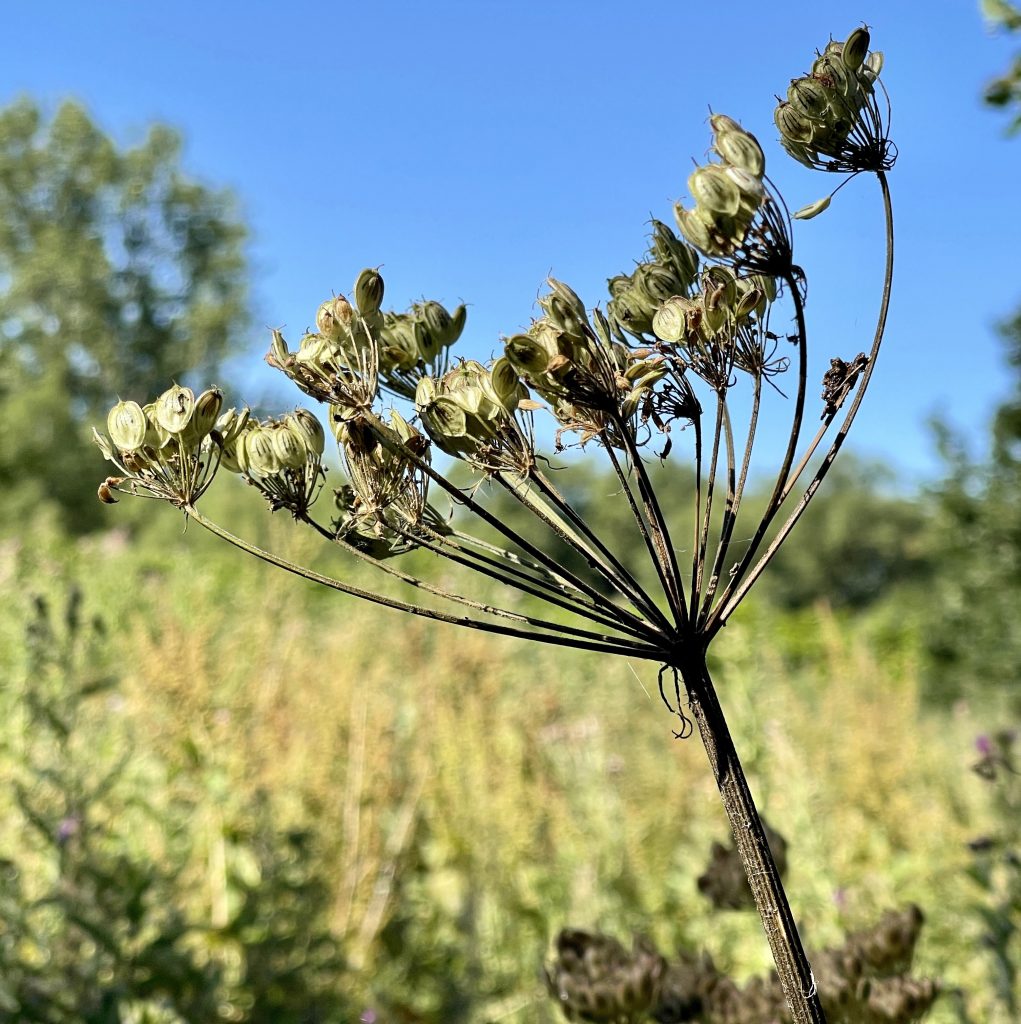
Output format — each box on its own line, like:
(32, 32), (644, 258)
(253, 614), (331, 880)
(703, 269), (810, 631)
(610, 414), (688, 629)
(709, 170), (894, 636)
(602, 437), (678, 627)
(362, 411), (654, 636)
(299, 512), (648, 644)
(184, 504), (665, 659)
(530, 467), (673, 632)
(699, 374), (762, 627)
(690, 393), (727, 625)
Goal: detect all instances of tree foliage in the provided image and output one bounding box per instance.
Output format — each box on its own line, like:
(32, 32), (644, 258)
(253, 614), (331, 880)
(0, 98), (248, 532)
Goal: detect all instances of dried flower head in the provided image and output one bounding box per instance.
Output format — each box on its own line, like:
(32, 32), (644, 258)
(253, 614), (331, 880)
(775, 27), (895, 173)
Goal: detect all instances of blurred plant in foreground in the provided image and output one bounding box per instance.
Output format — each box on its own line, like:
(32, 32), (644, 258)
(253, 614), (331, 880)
(95, 26), (896, 1024)
(966, 729), (1021, 1020)
(0, 586), (352, 1023)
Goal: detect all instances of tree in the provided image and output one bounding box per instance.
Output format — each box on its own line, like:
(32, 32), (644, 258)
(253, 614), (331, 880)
(0, 98), (248, 533)
(983, 0), (1021, 132)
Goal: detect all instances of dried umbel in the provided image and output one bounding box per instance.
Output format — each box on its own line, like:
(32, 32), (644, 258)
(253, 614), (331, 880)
(545, 929), (667, 1023)
(554, 910), (940, 1024)
(415, 357), (533, 473)
(94, 386), (225, 505)
(608, 221), (700, 340)
(220, 407), (326, 515)
(775, 27), (893, 174)
(673, 116), (791, 276)
(95, 28), (901, 1024)
(331, 409), (430, 548)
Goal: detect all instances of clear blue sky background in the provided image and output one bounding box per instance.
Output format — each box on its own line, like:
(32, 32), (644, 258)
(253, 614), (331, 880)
(3, 0), (1020, 481)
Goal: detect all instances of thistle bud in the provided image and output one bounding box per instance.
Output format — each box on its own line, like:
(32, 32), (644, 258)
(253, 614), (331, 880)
(354, 267), (384, 316)
(154, 385), (196, 436)
(107, 400), (148, 452)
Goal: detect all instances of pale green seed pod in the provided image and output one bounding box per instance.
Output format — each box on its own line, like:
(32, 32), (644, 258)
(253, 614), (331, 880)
(239, 427), (281, 477)
(93, 427), (117, 461)
(674, 203), (713, 255)
(794, 195), (833, 220)
(190, 388), (223, 440)
(107, 400), (148, 451)
(652, 296), (693, 344)
(286, 408), (325, 456)
(417, 301), (452, 361)
(505, 333), (552, 378)
(490, 357), (524, 412)
(426, 396), (468, 443)
(316, 296), (355, 343)
(154, 385), (195, 435)
(268, 328), (291, 366)
(775, 102), (815, 143)
(713, 125), (765, 178)
(788, 77), (831, 121)
(271, 424), (308, 471)
(688, 165), (741, 216)
(354, 267), (384, 316)
(724, 165), (764, 202)
(842, 27), (870, 71)
(215, 407), (250, 446)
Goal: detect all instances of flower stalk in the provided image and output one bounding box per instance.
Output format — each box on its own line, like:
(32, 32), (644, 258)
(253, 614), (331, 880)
(94, 26), (897, 1024)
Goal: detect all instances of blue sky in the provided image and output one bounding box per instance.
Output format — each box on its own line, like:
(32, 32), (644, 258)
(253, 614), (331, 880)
(4, 0), (1020, 481)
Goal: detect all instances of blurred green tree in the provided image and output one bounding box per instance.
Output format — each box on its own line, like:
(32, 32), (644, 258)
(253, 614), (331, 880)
(983, 0), (1021, 131)
(0, 98), (248, 533)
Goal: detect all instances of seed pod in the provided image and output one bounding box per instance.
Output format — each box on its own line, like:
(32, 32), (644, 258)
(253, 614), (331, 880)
(775, 102), (815, 143)
(354, 267), (384, 316)
(191, 387), (224, 441)
(674, 203), (713, 254)
(154, 385), (195, 435)
(271, 423), (308, 471)
(842, 27), (870, 71)
(794, 195), (833, 220)
(490, 356), (525, 412)
(505, 333), (552, 378)
(238, 427), (281, 477)
(652, 296), (693, 343)
(788, 77), (832, 120)
(107, 400), (148, 452)
(689, 165), (741, 216)
(286, 408), (326, 456)
(714, 125), (765, 177)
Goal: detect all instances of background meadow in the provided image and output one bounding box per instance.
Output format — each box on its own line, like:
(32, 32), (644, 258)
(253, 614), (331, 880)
(3, 2), (1021, 1022)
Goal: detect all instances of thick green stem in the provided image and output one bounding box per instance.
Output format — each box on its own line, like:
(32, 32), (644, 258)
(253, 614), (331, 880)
(679, 655), (826, 1024)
